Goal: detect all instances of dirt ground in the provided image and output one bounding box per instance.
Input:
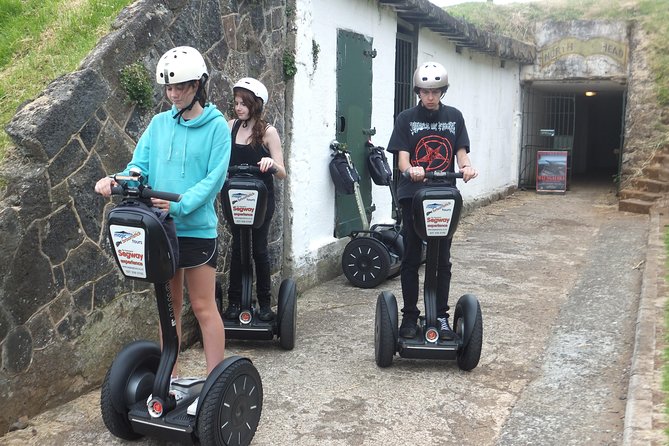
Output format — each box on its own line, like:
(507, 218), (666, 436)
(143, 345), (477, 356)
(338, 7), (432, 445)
(1, 178), (665, 445)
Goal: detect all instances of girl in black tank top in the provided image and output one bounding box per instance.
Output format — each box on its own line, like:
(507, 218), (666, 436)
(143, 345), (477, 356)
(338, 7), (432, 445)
(223, 78), (286, 322)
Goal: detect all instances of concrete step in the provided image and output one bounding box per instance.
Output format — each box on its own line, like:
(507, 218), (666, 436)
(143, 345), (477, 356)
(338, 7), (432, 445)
(618, 188), (663, 202)
(631, 178), (669, 193)
(618, 198), (652, 214)
(642, 165), (669, 182)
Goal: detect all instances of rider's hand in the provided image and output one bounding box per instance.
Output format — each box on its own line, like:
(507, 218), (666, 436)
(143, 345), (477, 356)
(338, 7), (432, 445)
(258, 157), (275, 173)
(95, 177), (116, 197)
(461, 166), (478, 183)
(406, 166), (425, 182)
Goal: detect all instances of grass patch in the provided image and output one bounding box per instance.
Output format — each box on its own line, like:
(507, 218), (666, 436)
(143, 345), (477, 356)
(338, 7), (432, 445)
(665, 228), (669, 438)
(0, 0), (135, 161)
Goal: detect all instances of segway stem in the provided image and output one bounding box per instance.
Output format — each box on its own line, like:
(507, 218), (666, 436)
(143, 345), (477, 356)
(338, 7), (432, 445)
(423, 240), (440, 328)
(152, 282), (179, 410)
(240, 229), (254, 310)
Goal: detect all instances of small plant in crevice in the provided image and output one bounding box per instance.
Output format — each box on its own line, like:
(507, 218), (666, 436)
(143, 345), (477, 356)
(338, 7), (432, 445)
(119, 62), (153, 109)
(312, 39), (320, 71)
(283, 50), (297, 80)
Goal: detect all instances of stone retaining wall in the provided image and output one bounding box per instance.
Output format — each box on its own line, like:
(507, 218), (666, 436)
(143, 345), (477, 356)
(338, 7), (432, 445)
(1, 0), (287, 433)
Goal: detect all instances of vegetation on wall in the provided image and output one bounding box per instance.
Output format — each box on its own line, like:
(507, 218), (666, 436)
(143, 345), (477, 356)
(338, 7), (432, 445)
(0, 0), (135, 162)
(283, 50), (297, 79)
(120, 62), (154, 109)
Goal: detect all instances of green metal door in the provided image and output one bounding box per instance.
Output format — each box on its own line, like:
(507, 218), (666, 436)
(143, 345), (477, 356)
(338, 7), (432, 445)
(335, 29), (374, 238)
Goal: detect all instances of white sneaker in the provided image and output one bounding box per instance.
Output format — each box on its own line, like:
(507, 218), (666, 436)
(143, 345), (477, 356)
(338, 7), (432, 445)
(187, 397), (199, 416)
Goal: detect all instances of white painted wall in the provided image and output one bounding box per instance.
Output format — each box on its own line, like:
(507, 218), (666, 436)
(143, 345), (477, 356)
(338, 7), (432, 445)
(415, 28), (523, 202)
(289, 0), (397, 270)
(288, 0), (524, 272)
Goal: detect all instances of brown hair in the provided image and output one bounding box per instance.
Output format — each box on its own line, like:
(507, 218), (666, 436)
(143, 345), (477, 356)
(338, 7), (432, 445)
(234, 88), (267, 147)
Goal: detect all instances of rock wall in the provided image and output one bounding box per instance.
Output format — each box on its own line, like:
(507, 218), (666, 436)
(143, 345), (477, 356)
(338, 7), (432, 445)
(1, 0), (287, 433)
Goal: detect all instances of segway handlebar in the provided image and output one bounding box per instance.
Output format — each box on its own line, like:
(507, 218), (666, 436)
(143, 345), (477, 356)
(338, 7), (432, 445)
(227, 164), (278, 176)
(109, 173), (182, 202)
(402, 170), (464, 180)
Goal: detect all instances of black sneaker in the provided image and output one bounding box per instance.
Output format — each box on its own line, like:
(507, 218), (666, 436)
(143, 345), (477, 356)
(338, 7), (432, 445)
(223, 303), (240, 320)
(437, 316), (455, 340)
(399, 316), (418, 338)
(258, 305), (275, 321)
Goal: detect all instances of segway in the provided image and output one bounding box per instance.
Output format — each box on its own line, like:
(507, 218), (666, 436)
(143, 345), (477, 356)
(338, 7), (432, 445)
(330, 141), (403, 289)
(219, 164), (297, 350)
(99, 171), (263, 445)
(374, 171), (483, 370)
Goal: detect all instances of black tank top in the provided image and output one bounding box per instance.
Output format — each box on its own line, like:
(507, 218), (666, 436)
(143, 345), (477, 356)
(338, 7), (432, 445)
(229, 119), (274, 195)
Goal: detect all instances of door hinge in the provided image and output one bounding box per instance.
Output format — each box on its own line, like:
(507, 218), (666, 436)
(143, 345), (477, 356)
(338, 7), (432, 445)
(363, 127), (376, 136)
(364, 49), (377, 58)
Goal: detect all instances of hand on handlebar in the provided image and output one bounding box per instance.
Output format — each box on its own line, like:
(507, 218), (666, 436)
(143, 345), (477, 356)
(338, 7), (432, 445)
(405, 166), (425, 183)
(94, 177), (117, 197)
(460, 166), (478, 183)
(258, 157), (275, 173)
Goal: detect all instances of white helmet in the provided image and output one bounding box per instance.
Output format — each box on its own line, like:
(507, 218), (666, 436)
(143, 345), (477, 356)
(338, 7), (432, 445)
(413, 61), (449, 90)
(233, 77), (269, 105)
(156, 46), (208, 85)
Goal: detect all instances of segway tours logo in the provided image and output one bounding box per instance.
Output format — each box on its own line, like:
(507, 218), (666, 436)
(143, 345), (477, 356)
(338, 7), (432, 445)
(228, 189), (258, 226)
(110, 225), (147, 278)
(423, 200), (455, 237)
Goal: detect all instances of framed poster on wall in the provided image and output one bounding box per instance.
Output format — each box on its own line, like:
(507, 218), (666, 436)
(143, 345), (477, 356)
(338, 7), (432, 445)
(536, 150), (568, 193)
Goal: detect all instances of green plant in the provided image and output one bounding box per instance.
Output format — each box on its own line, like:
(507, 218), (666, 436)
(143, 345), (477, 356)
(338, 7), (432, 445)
(119, 62), (153, 109)
(0, 0), (134, 162)
(312, 39), (320, 71)
(283, 50), (297, 79)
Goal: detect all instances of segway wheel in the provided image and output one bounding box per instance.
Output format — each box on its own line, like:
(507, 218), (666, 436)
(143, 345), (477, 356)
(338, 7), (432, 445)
(197, 358), (263, 446)
(277, 278), (297, 350)
(342, 237), (391, 288)
(454, 295), (483, 371)
(374, 291), (398, 367)
(100, 340), (161, 440)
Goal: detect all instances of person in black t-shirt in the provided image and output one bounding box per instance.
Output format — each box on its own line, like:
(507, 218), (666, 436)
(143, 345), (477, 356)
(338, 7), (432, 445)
(387, 61), (479, 340)
(223, 78), (286, 322)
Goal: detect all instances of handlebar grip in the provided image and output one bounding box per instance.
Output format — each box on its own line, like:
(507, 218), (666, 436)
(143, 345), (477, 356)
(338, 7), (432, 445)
(141, 188), (182, 202)
(110, 185), (124, 195)
(228, 165), (277, 175)
(401, 170), (463, 180)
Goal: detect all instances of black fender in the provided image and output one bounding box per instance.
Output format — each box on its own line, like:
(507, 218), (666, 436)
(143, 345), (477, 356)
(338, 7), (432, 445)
(108, 340), (161, 414)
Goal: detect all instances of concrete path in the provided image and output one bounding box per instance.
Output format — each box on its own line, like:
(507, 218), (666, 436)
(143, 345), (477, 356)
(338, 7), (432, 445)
(1, 180), (666, 445)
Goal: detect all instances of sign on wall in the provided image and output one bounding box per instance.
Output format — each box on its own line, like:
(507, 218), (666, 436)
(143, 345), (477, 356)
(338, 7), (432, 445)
(537, 37), (628, 69)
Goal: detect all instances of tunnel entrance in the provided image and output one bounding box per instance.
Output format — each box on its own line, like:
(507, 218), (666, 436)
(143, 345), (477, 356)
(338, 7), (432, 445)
(519, 82), (627, 191)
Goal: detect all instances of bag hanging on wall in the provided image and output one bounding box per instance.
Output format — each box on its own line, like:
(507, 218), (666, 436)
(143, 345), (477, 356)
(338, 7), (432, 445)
(329, 146), (360, 195)
(367, 144), (393, 186)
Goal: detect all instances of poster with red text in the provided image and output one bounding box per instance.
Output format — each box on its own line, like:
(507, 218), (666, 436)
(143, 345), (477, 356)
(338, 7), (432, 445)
(536, 151), (568, 193)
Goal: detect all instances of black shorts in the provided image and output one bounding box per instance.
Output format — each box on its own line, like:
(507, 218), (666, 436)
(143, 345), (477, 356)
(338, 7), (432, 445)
(177, 237), (217, 269)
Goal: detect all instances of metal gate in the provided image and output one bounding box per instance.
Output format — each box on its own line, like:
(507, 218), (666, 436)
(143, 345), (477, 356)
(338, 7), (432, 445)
(519, 88), (576, 188)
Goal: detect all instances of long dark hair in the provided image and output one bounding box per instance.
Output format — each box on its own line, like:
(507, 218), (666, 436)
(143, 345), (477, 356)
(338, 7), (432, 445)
(234, 88), (267, 147)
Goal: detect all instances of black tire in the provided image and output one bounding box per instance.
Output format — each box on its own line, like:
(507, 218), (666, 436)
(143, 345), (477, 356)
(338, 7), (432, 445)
(277, 278), (297, 350)
(197, 359), (263, 446)
(454, 298), (483, 371)
(100, 341), (161, 440)
(374, 291), (398, 368)
(342, 237), (391, 288)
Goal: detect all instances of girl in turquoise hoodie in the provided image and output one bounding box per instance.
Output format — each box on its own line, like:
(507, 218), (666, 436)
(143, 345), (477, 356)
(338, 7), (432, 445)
(95, 46), (230, 416)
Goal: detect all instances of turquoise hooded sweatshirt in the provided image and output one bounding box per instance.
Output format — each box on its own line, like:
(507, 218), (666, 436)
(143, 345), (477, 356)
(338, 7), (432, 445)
(123, 103), (231, 239)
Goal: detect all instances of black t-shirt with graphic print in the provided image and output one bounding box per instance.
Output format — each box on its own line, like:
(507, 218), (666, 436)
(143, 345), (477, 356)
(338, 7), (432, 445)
(387, 102), (470, 201)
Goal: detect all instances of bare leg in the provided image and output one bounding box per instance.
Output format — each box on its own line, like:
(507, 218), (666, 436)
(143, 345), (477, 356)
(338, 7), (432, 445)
(185, 264), (225, 374)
